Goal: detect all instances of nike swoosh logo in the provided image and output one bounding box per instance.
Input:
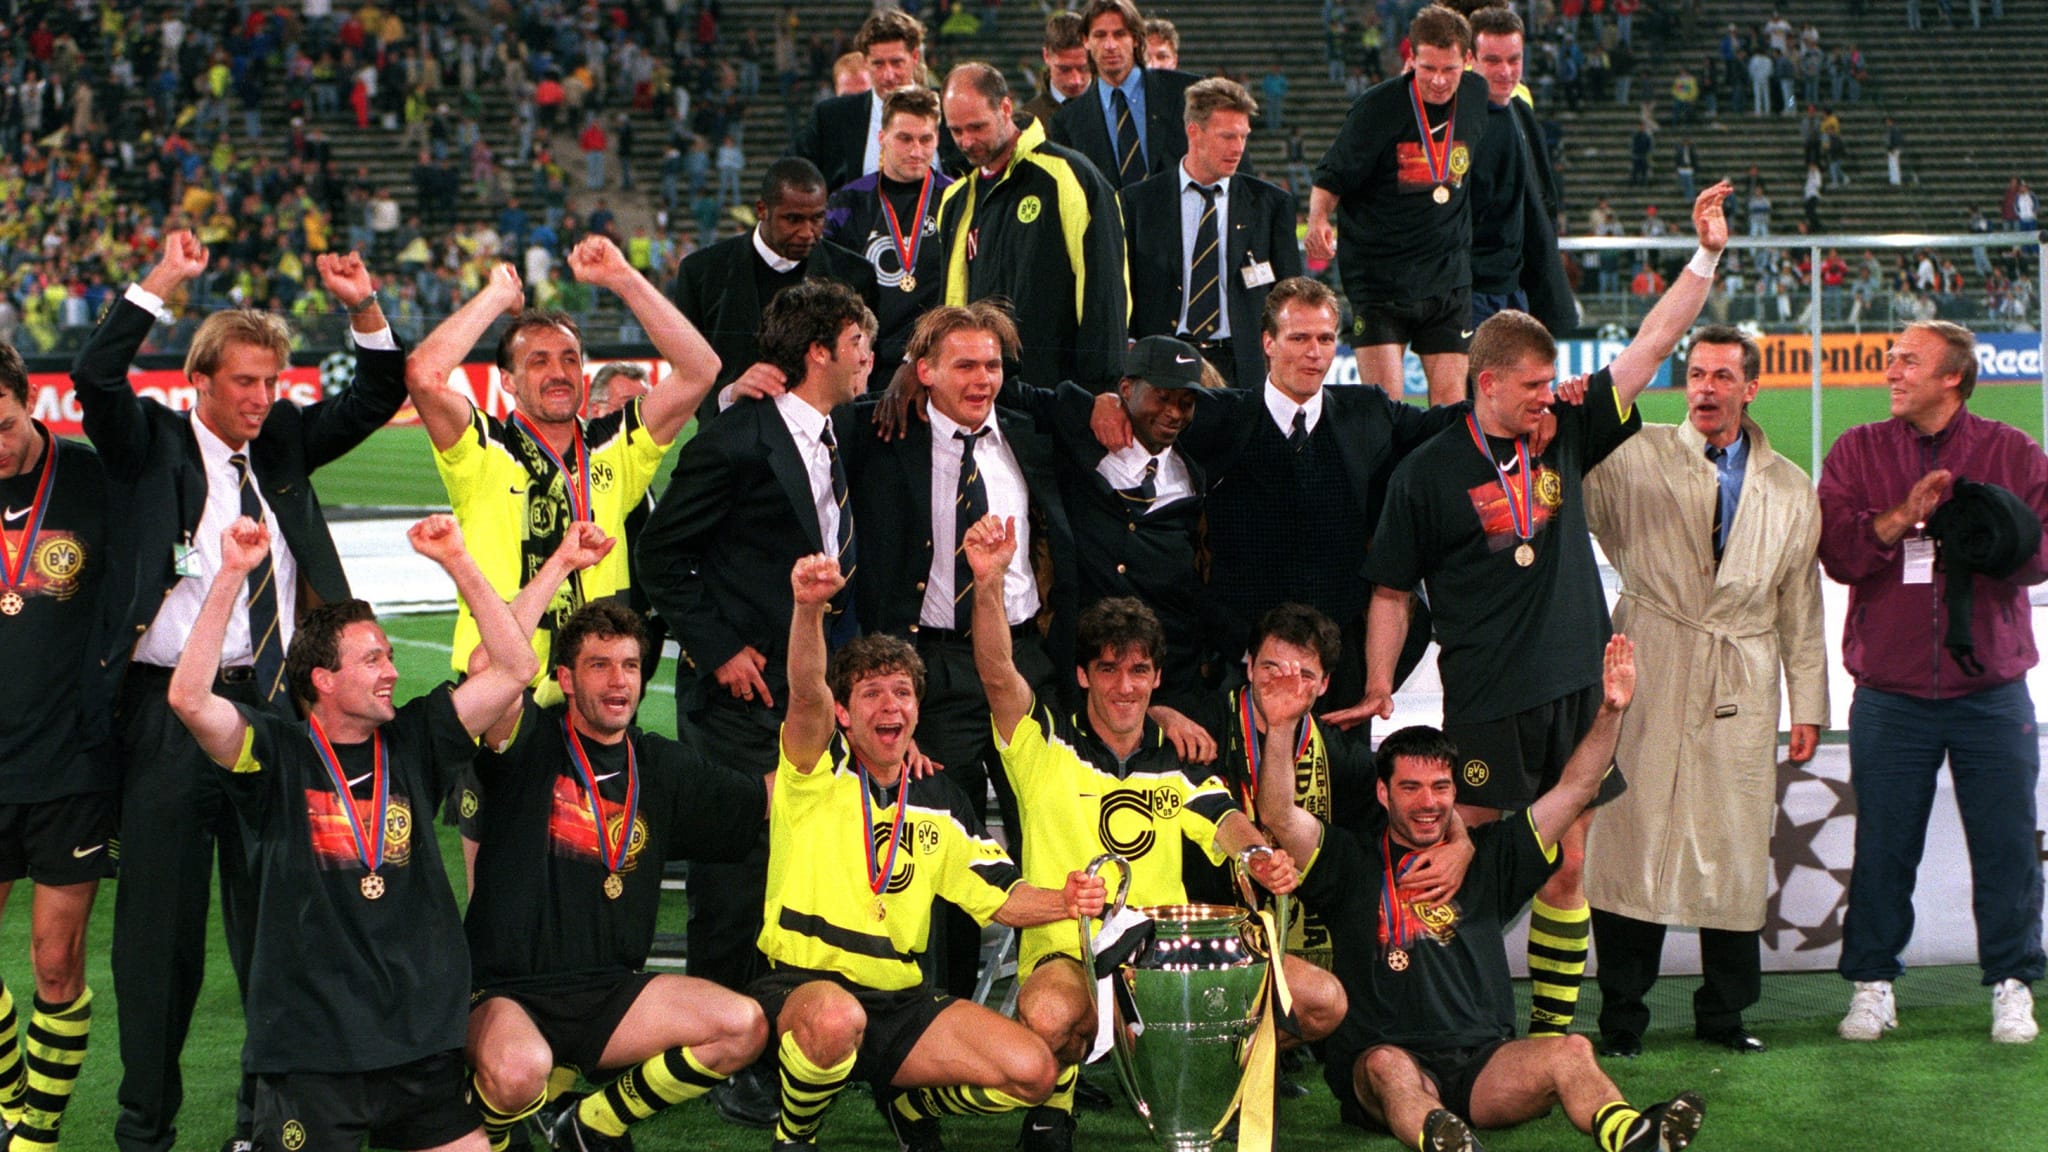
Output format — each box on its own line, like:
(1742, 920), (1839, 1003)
(347, 772), (372, 787)
(593, 771), (621, 782)
(509, 485), (524, 496)
(71, 844), (105, 858)
(1174, 354), (1197, 364)
(1460, 329), (1476, 339)
(2, 507), (26, 524)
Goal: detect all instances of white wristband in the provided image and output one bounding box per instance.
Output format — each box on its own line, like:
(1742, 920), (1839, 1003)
(1687, 247), (1721, 280)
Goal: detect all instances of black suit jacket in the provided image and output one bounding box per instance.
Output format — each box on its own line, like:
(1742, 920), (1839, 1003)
(1121, 170), (1302, 388)
(636, 396), (859, 709)
(667, 231), (880, 390)
(1511, 97), (1577, 334)
(791, 90), (965, 191)
(843, 403), (1078, 670)
(1050, 67), (1197, 188)
(72, 296), (410, 687)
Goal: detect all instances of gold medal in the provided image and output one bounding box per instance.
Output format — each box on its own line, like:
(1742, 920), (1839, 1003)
(1514, 543), (1534, 567)
(360, 873), (385, 900)
(0, 592), (20, 616)
(873, 897), (888, 923)
(1387, 948), (1409, 971)
(604, 872), (624, 900)
(900, 273), (917, 292)
(1432, 185), (1450, 205)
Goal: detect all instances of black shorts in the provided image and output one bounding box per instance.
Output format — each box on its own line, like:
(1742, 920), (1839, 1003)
(1350, 288), (1473, 356)
(749, 965), (954, 1087)
(472, 971), (657, 1075)
(253, 1050), (479, 1152)
(0, 791), (118, 886)
(1444, 684), (1629, 811)
(1335, 1040), (1511, 1131)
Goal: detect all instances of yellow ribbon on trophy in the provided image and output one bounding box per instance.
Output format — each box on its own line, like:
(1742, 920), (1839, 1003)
(1210, 906), (1296, 1152)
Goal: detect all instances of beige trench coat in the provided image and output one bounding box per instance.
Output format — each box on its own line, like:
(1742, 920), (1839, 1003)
(1582, 418), (1830, 931)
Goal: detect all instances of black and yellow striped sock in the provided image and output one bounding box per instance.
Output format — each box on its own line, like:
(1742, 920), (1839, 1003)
(1593, 1100), (1642, 1152)
(8, 988), (92, 1151)
(0, 982), (24, 1128)
(774, 1031), (854, 1143)
(1528, 899), (1590, 1036)
(579, 1045), (725, 1138)
(1041, 1065), (1078, 1115)
(891, 1083), (1034, 1122)
(470, 1073), (546, 1152)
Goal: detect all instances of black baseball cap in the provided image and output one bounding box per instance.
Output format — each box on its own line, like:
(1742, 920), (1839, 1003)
(1124, 335), (1208, 389)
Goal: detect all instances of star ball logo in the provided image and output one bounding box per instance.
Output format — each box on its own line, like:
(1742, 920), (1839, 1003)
(1761, 755), (1857, 953)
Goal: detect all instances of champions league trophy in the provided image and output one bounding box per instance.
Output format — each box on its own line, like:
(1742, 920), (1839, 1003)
(1079, 850), (1290, 1152)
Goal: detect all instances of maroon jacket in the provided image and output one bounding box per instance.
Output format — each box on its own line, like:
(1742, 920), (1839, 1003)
(1818, 408), (2048, 698)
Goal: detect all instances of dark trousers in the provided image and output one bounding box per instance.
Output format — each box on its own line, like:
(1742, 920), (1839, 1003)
(112, 665), (263, 1152)
(1840, 682), (2046, 985)
(683, 686), (784, 993)
(1591, 908), (1761, 1038)
(913, 629), (1055, 999)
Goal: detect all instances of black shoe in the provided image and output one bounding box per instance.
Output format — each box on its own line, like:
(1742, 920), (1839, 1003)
(1073, 1076), (1115, 1112)
(714, 1065), (781, 1130)
(1697, 1026), (1766, 1054)
(1017, 1105), (1076, 1152)
(1275, 1074), (1312, 1099)
(1599, 1032), (1644, 1058)
(876, 1090), (945, 1152)
(220, 1141), (255, 1152)
(547, 1101), (634, 1152)
(1619, 1091), (1706, 1152)
(1420, 1107), (1483, 1152)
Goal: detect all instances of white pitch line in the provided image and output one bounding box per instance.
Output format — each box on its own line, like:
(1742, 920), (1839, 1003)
(386, 634), (678, 697)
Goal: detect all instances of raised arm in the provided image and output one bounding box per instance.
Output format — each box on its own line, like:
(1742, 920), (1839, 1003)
(1530, 634), (1634, 849)
(314, 250), (390, 339)
(77, 230), (212, 474)
(408, 515), (543, 736)
(568, 234), (720, 443)
(406, 262), (524, 451)
(472, 521), (617, 748)
(964, 515), (1032, 743)
(781, 553), (845, 773)
(1604, 181), (1730, 408)
(168, 517), (264, 767)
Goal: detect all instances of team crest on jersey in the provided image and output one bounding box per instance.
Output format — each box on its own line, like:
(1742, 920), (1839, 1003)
(1448, 144), (1471, 177)
(385, 800), (413, 863)
(31, 535), (84, 598)
(591, 459), (616, 493)
(305, 791), (414, 869)
(547, 776), (649, 872)
(1535, 469), (1563, 509)
(914, 819), (941, 856)
(1148, 787), (1182, 820)
(1461, 760), (1489, 787)
(1098, 789), (1159, 859)
(1016, 195), (1042, 223)
(460, 789), (480, 819)
(280, 1120), (306, 1150)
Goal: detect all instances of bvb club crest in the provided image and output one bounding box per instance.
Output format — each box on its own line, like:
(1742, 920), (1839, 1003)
(1535, 469), (1564, 510)
(1461, 759), (1490, 787)
(1448, 145), (1471, 177)
(1016, 195), (1042, 224)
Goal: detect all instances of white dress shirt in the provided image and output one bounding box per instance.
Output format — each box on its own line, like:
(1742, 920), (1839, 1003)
(1176, 164), (1232, 339)
(752, 225), (800, 273)
(921, 405), (1039, 628)
(1262, 379), (1326, 438)
(774, 391), (840, 549)
(1095, 441), (1193, 511)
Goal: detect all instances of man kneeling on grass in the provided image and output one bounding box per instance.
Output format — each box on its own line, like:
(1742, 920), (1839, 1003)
(168, 514), (572, 1152)
(751, 553), (1105, 1152)
(1258, 635), (1709, 1152)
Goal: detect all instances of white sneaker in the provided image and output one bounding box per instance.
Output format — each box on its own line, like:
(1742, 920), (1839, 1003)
(1839, 980), (1897, 1041)
(1991, 979), (2039, 1044)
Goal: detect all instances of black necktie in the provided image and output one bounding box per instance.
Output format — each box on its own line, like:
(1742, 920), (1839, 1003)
(952, 428), (991, 629)
(1112, 87), (1143, 187)
(1120, 458), (1159, 512)
(1706, 443), (1726, 564)
(821, 422), (858, 644)
(1186, 184), (1222, 340)
(230, 453), (287, 704)
(1288, 410), (1309, 452)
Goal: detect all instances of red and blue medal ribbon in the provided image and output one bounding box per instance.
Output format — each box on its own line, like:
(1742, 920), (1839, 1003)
(856, 757), (909, 899)
(1408, 72), (1456, 189)
(1464, 412), (1536, 546)
(562, 718), (640, 875)
(0, 434), (56, 593)
(511, 410), (592, 523)
(307, 713), (388, 874)
(1237, 688), (1311, 813)
(879, 170), (934, 284)
(1379, 830), (1420, 956)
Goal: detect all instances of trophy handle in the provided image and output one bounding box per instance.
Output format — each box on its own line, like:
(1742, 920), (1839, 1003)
(1232, 845), (1291, 962)
(1077, 853), (1133, 998)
